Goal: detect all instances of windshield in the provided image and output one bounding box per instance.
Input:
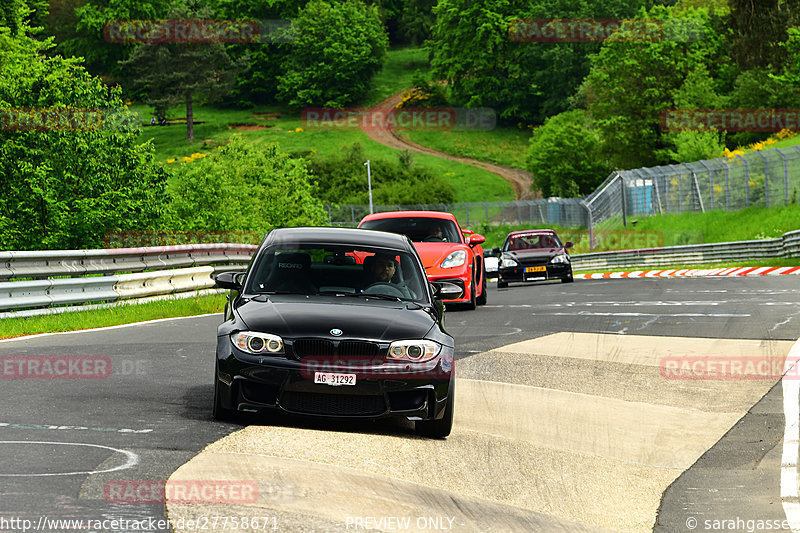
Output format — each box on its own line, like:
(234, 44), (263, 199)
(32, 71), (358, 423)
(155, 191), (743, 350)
(503, 232), (563, 251)
(246, 244), (428, 303)
(359, 217), (461, 243)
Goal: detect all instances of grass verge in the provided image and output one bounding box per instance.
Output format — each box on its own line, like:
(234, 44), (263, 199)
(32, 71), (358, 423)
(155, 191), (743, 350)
(403, 126), (532, 170)
(0, 293), (227, 340)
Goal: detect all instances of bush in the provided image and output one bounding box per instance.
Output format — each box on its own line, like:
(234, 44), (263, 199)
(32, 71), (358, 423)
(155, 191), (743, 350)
(526, 110), (609, 198)
(0, 22), (170, 251)
(277, 0), (389, 108)
(170, 137), (327, 235)
(305, 144), (456, 205)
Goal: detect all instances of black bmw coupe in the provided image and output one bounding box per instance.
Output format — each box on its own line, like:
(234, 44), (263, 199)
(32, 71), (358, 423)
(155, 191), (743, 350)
(213, 227), (462, 438)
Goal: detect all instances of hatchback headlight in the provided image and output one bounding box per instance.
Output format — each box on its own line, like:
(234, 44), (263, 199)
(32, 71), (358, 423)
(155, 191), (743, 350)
(550, 254), (570, 264)
(440, 250), (467, 268)
(231, 331), (284, 355)
(387, 340), (440, 362)
(500, 256), (518, 268)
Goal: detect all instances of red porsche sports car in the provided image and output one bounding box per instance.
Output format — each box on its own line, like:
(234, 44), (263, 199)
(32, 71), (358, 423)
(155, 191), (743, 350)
(358, 211), (487, 309)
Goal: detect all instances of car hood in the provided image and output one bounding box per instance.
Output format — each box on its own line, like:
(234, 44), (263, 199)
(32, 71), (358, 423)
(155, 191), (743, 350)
(504, 248), (565, 261)
(413, 242), (469, 270)
(234, 296), (436, 341)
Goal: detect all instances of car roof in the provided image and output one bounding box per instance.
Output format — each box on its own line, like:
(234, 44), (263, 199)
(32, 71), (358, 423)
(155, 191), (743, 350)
(359, 210), (457, 223)
(265, 226), (413, 251)
(506, 229), (558, 237)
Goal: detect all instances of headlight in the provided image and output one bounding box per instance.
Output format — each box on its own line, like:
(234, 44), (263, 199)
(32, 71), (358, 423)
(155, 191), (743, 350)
(500, 256), (518, 268)
(440, 250), (467, 268)
(231, 331), (284, 355)
(387, 340), (440, 362)
(550, 254), (570, 264)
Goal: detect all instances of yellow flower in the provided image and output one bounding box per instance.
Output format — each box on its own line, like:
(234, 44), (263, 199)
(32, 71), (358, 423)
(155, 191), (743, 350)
(295, 127), (304, 133)
(311, 149), (317, 153)
(182, 156), (193, 163)
(166, 158), (175, 164)
(191, 152), (206, 159)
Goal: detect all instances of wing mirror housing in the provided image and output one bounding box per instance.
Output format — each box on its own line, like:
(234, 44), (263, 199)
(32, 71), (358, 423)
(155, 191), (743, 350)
(215, 271), (243, 291)
(430, 281), (464, 300)
(469, 233), (486, 246)
(565, 241), (574, 249)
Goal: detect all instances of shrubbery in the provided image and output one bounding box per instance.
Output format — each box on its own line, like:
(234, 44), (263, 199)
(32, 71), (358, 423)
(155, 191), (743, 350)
(170, 137), (327, 236)
(304, 144), (456, 205)
(0, 19), (170, 250)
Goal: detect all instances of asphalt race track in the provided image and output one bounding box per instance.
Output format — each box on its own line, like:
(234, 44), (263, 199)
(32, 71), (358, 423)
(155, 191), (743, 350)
(1, 276), (799, 532)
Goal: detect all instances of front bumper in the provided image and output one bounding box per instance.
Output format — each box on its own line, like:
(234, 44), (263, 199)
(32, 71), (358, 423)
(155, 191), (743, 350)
(215, 337), (454, 421)
(498, 263), (572, 283)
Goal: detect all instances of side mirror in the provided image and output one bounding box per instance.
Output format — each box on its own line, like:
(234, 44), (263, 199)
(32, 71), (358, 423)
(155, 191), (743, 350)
(215, 271), (243, 290)
(431, 281), (464, 300)
(469, 233), (486, 246)
(491, 247), (501, 257)
(565, 241), (573, 249)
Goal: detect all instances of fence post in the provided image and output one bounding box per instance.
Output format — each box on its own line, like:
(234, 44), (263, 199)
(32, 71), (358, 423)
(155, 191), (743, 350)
(698, 160), (714, 209)
(776, 148), (789, 204)
(735, 154), (749, 206)
(716, 158), (731, 210)
(325, 204), (332, 225)
(583, 200), (594, 251)
(481, 202), (489, 223)
(754, 151), (769, 207)
(349, 205), (356, 226)
(618, 173), (627, 227)
(499, 201), (505, 224)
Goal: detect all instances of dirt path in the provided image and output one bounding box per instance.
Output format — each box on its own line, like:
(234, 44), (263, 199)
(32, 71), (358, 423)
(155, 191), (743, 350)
(361, 91), (535, 201)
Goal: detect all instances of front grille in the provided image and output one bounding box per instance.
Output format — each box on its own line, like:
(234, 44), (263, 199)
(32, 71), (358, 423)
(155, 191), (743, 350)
(280, 391), (386, 416)
(292, 339), (380, 358)
(293, 339), (335, 357)
(339, 341), (380, 357)
(518, 257), (550, 267)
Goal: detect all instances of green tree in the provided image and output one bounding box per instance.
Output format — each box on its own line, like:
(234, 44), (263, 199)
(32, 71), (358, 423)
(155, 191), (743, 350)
(583, 5), (721, 169)
(277, 0), (389, 108)
(526, 110), (608, 197)
(428, 0), (650, 124)
(727, 0), (800, 71)
(398, 0), (435, 45)
(170, 137), (327, 234)
(61, 0), (171, 79)
(664, 64), (725, 162)
(120, 0), (245, 141)
(0, 20), (169, 250)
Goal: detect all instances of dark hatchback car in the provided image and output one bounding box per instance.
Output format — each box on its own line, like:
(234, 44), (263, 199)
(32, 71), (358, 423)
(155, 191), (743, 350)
(493, 229), (574, 287)
(213, 227), (461, 438)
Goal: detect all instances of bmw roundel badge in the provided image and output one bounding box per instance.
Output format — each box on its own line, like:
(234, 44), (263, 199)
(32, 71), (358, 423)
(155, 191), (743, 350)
(330, 328), (343, 337)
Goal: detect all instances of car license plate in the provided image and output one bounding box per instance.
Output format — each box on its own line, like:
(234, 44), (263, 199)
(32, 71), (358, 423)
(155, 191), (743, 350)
(525, 266), (546, 273)
(314, 372), (356, 386)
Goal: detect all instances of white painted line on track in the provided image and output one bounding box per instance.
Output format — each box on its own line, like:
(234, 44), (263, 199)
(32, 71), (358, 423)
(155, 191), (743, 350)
(0, 313), (220, 344)
(531, 312), (751, 318)
(781, 337), (800, 531)
(0, 441), (138, 476)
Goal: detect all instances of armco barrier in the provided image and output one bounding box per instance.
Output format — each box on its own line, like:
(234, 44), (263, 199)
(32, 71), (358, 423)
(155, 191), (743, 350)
(0, 244), (256, 313)
(571, 230), (800, 270)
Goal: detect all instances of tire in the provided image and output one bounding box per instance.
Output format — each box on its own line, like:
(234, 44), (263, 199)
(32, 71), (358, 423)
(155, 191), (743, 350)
(212, 364), (234, 421)
(561, 268), (574, 283)
(464, 278), (477, 310)
(497, 279), (508, 288)
(415, 381), (454, 439)
(476, 266), (487, 306)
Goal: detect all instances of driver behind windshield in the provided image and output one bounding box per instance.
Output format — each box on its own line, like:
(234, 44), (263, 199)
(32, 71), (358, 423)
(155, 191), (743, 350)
(364, 253), (398, 285)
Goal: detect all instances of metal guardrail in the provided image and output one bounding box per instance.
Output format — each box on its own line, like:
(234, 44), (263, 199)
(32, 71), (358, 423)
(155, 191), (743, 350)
(571, 230), (800, 270)
(0, 244), (257, 313)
